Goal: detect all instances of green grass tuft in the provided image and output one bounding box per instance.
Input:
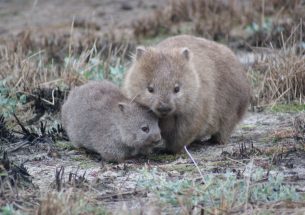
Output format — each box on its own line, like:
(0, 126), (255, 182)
(0, 79), (26, 117)
(268, 103), (305, 113)
(138, 167), (303, 212)
(55, 141), (75, 150)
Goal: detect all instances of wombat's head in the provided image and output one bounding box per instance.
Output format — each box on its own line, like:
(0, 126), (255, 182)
(123, 47), (200, 117)
(117, 102), (162, 148)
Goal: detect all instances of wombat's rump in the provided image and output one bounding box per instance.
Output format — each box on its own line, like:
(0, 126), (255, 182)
(61, 80), (161, 161)
(123, 35), (251, 153)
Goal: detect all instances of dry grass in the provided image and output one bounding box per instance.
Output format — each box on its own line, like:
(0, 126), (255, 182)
(0, 27), (132, 125)
(36, 190), (107, 215)
(0, 164), (106, 214)
(249, 44), (305, 107)
(0, 46), (79, 91)
(0, 152), (40, 212)
(248, 201), (305, 215)
(0, 29), (132, 91)
(133, 0), (305, 47)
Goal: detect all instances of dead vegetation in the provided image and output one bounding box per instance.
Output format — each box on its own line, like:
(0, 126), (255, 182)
(294, 112), (305, 144)
(0, 30), (133, 91)
(254, 50), (305, 106)
(36, 191), (107, 215)
(0, 155), (106, 214)
(133, 0), (305, 48)
(248, 27), (305, 107)
(0, 152), (39, 211)
(0, 28), (132, 127)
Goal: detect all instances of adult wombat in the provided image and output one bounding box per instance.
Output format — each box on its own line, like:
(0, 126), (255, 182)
(123, 35), (251, 153)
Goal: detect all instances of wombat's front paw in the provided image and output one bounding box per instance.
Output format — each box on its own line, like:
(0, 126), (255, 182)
(152, 146), (176, 155)
(204, 136), (226, 145)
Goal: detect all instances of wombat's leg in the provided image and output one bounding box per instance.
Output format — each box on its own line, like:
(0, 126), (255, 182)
(159, 126), (177, 153)
(163, 135), (185, 153)
(209, 133), (227, 145)
(165, 134), (196, 153)
(163, 117), (199, 154)
(100, 145), (130, 162)
(136, 146), (154, 156)
(210, 119), (237, 145)
(210, 99), (248, 145)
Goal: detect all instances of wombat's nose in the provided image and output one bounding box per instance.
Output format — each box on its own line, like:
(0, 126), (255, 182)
(157, 106), (172, 115)
(152, 133), (162, 144)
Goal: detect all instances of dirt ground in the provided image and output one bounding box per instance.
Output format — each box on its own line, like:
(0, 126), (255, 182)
(5, 110), (305, 213)
(0, 0), (168, 39)
(9, 112), (305, 189)
(1, 0), (305, 214)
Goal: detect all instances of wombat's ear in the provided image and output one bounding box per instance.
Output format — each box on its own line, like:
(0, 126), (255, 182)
(181, 48), (190, 61)
(135, 46), (146, 60)
(118, 102), (128, 113)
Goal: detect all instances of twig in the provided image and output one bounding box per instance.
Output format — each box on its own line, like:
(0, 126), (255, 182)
(12, 202), (27, 211)
(96, 189), (145, 201)
(270, 87), (291, 109)
(16, 90), (55, 105)
(184, 146), (206, 184)
(9, 141), (29, 153)
(129, 94), (139, 104)
(13, 114), (30, 135)
(225, 156), (247, 166)
(39, 78), (63, 86)
(184, 146), (216, 207)
(55, 166), (65, 192)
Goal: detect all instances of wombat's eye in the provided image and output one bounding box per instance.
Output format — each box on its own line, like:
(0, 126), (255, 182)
(174, 85), (180, 93)
(141, 126), (150, 133)
(147, 86), (154, 93)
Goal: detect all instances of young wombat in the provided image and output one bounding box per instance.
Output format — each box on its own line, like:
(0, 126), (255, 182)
(123, 35), (251, 153)
(61, 80), (161, 162)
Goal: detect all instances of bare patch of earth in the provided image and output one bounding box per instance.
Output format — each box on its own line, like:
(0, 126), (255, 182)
(0, 0), (168, 38)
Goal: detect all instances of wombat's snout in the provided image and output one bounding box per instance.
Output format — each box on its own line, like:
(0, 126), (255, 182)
(156, 105), (172, 116)
(151, 133), (162, 145)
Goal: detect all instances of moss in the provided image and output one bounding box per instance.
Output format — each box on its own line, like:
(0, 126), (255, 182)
(0, 11), (19, 18)
(0, 205), (16, 215)
(70, 155), (98, 168)
(78, 161), (97, 169)
(55, 141), (75, 150)
(267, 103), (305, 113)
(239, 124), (256, 131)
(71, 156), (86, 162)
(148, 153), (188, 162)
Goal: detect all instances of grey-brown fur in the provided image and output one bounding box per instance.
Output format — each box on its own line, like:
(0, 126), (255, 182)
(123, 35), (251, 153)
(61, 80), (161, 162)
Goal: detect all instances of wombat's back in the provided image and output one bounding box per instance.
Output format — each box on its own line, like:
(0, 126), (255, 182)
(61, 80), (161, 161)
(61, 81), (126, 149)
